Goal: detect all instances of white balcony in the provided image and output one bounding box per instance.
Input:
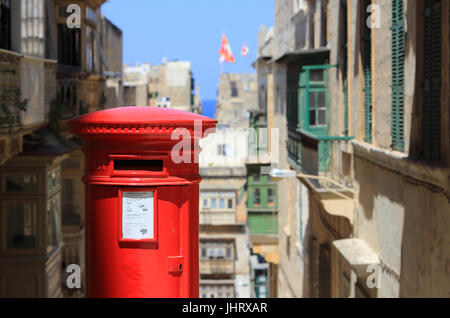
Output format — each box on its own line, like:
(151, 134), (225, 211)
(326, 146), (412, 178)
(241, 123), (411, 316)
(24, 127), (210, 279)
(0, 49), (56, 164)
(0, 49), (56, 128)
(200, 259), (235, 275)
(200, 211), (236, 225)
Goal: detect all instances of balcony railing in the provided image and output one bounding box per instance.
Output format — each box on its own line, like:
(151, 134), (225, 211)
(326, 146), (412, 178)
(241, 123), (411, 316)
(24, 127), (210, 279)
(0, 49), (56, 164)
(287, 127), (302, 170)
(200, 259), (235, 275)
(288, 127), (354, 175)
(62, 226), (85, 268)
(0, 49), (56, 128)
(200, 211), (236, 225)
(0, 49), (25, 128)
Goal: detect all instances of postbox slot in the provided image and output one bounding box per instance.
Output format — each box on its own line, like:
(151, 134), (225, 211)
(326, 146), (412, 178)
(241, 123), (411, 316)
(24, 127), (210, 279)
(114, 159), (164, 172)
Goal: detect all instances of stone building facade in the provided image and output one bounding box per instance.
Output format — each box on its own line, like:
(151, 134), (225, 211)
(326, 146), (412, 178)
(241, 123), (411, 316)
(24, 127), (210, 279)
(0, 0), (121, 298)
(123, 60), (201, 113)
(266, 0), (449, 298)
(215, 73), (258, 129)
(246, 26), (279, 298)
(199, 130), (251, 298)
(101, 15), (123, 108)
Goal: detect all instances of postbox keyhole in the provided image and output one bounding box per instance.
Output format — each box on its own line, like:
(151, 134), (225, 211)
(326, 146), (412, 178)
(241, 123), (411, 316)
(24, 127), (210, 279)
(114, 159), (163, 172)
(168, 256), (184, 275)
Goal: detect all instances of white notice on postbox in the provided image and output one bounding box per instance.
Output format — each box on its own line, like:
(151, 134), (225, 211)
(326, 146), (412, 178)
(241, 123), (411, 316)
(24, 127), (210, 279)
(122, 192), (154, 240)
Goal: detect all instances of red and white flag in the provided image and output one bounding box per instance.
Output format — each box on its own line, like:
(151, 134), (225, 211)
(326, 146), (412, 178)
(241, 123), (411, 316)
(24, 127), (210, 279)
(241, 44), (249, 57)
(218, 34), (235, 63)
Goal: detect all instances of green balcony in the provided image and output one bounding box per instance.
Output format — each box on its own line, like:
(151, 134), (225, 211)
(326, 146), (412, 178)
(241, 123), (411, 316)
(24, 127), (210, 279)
(246, 163), (278, 236)
(288, 128), (353, 175)
(248, 212), (278, 236)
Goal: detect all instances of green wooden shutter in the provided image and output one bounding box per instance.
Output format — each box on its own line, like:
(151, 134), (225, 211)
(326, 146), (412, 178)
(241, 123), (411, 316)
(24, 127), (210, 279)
(391, 0), (405, 151)
(342, 0), (349, 136)
(363, 0), (373, 143)
(299, 69), (308, 130)
(421, 0), (442, 161)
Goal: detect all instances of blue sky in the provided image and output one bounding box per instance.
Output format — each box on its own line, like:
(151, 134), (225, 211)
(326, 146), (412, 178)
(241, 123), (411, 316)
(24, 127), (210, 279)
(101, 0), (274, 101)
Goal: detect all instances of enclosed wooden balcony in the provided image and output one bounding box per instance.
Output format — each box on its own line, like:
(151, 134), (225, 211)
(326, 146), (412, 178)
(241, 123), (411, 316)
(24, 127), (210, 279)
(200, 211), (236, 225)
(200, 259), (235, 276)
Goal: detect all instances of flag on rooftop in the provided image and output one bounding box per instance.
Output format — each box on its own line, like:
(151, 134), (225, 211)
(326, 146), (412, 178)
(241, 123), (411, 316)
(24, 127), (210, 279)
(241, 43), (249, 57)
(218, 34), (235, 63)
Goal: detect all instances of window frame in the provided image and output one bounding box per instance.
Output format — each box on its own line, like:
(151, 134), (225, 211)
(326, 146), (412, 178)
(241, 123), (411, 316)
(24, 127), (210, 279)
(1, 199), (40, 254)
(299, 65), (335, 135)
(46, 192), (63, 254)
(252, 188), (261, 207)
(267, 187), (277, 207)
(3, 172), (40, 194)
(230, 81), (238, 97)
(201, 191), (235, 211)
(57, 23), (81, 67)
(19, 0), (45, 58)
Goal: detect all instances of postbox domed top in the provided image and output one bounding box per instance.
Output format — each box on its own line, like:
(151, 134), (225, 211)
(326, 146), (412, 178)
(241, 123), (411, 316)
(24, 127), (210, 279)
(69, 106), (217, 138)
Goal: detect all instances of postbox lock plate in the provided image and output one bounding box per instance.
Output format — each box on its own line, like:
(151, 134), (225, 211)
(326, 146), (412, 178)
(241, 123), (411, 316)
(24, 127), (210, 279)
(168, 256), (184, 275)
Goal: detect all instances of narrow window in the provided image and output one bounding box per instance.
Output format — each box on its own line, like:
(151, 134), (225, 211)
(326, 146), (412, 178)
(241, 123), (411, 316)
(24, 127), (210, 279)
(217, 144), (229, 156)
(0, 0), (12, 50)
(208, 244), (215, 259)
(309, 11), (315, 48)
(57, 24), (81, 66)
(226, 246), (232, 259)
(201, 247), (207, 259)
(268, 188), (276, 207)
(86, 25), (95, 72)
(20, 0), (45, 57)
(6, 203), (37, 249)
(217, 245), (225, 259)
(47, 195), (62, 252)
(309, 90), (327, 127)
(320, 1), (328, 47)
(230, 81), (238, 97)
(253, 189), (261, 207)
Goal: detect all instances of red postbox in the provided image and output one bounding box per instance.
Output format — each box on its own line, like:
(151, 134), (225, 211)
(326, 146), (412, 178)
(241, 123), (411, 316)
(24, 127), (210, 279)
(68, 106), (216, 298)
